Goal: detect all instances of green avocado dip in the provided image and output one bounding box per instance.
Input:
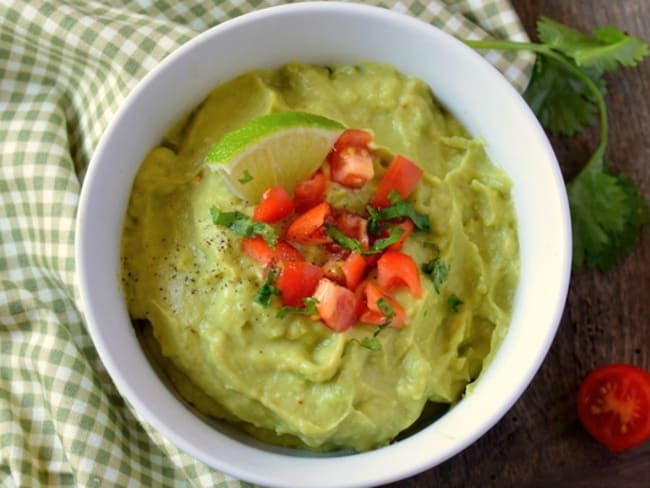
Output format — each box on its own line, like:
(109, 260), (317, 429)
(120, 62), (519, 452)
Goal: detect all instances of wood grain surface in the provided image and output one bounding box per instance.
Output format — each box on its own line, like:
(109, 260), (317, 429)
(388, 1), (650, 486)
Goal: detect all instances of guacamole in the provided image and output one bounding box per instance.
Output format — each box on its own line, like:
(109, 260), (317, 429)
(121, 62), (519, 451)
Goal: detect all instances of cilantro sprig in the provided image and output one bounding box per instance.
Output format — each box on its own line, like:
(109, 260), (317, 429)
(466, 17), (649, 271)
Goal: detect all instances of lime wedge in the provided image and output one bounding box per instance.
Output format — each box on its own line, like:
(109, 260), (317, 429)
(205, 112), (344, 202)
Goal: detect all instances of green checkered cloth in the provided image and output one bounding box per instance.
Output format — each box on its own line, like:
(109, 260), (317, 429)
(0, 1), (533, 486)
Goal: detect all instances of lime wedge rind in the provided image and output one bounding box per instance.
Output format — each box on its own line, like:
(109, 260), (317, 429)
(205, 111), (344, 165)
(204, 112), (345, 202)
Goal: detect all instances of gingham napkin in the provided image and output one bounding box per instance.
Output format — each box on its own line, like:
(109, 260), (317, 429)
(0, 1), (533, 486)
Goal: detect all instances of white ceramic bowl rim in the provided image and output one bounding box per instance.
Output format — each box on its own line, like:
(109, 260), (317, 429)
(76, 3), (572, 488)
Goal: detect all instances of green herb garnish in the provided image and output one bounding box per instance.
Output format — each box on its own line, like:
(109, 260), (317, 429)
(210, 206), (277, 247)
(465, 17), (649, 271)
(238, 170), (254, 184)
(277, 297), (319, 318)
(325, 224), (404, 255)
(325, 225), (363, 253)
(447, 294), (463, 312)
(367, 191), (430, 234)
(254, 267), (280, 307)
(345, 298), (394, 354)
(422, 258), (448, 294)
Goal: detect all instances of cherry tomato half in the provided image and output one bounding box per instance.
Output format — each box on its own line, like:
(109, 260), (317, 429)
(577, 363), (650, 451)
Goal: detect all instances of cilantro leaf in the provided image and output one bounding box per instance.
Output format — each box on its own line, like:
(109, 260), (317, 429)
(366, 226), (404, 254)
(254, 267), (280, 307)
(447, 294), (463, 313)
(359, 337), (382, 352)
(568, 159), (649, 271)
(523, 55), (598, 135)
(344, 298), (394, 355)
(422, 258), (448, 294)
(376, 298), (395, 328)
(537, 17), (649, 73)
(277, 297), (319, 319)
(238, 170), (254, 184)
(325, 224), (404, 255)
(210, 206), (277, 247)
(325, 225), (363, 253)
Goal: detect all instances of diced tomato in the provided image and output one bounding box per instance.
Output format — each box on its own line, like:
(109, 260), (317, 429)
(253, 186), (294, 223)
(276, 261), (323, 307)
(577, 363), (650, 452)
(285, 202), (332, 244)
(294, 170), (328, 213)
(387, 219), (414, 252)
(371, 155), (424, 208)
(329, 129), (375, 188)
(376, 251), (422, 298)
(313, 278), (361, 332)
(332, 211), (369, 249)
(242, 237), (303, 266)
(341, 252), (366, 290)
(334, 128), (373, 149)
(359, 281), (406, 328)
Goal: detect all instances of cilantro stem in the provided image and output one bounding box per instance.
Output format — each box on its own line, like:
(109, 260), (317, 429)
(464, 39), (608, 170)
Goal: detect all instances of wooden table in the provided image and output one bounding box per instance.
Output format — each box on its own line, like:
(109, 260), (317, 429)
(389, 1), (650, 486)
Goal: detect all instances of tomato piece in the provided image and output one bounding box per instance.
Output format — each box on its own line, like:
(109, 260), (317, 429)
(332, 211), (369, 249)
(329, 129), (374, 188)
(330, 147), (374, 188)
(334, 128), (373, 149)
(276, 261), (323, 307)
(387, 219), (414, 252)
(359, 281), (406, 327)
(376, 251), (422, 298)
(253, 186), (294, 223)
(285, 202), (332, 244)
(242, 237), (303, 266)
(294, 170), (328, 213)
(341, 252), (366, 290)
(371, 155), (424, 208)
(577, 363), (650, 452)
(313, 278), (361, 332)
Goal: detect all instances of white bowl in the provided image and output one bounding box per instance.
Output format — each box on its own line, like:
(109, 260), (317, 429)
(76, 3), (572, 487)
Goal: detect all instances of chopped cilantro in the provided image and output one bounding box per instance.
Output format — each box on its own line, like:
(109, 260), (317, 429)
(376, 298), (395, 327)
(325, 224), (404, 255)
(447, 294), (463, 312)
(238, 170), (254, 184)
(366, 226), (404, 254)
(367, 191), (430, 233)
(254, 267), (280, 307)
(422, 258), (448, 294)
(344, 298), (394, 354)
(325, 225), (363, 253)
(210, 206), (277, 247)
(359, 336), (382, 352)
(465, 17), (649, 271)
(277, 297), (319, 319)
